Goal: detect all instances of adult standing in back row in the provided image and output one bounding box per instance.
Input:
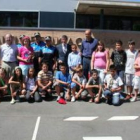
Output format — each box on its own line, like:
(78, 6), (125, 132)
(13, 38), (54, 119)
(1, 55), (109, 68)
(0, 34), (18, 78)
(80, 29), (98, 80)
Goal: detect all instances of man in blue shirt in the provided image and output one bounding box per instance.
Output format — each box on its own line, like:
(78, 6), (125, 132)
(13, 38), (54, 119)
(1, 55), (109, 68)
(40, 36), (57, 71)
(80, 29), (98, 80)
(31, 32), (46, 75)
(17, 35), (25, 48)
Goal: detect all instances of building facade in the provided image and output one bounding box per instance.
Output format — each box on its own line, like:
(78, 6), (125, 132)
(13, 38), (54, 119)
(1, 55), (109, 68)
(0, 0), (140, 31)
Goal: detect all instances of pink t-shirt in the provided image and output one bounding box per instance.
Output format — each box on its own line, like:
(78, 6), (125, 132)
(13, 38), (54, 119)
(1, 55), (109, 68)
(18, 46), (34, 65)
(135, 57), (140, 76)
(92, 50), (108, 69)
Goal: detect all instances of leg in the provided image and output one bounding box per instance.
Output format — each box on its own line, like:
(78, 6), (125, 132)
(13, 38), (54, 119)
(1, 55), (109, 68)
(25, 90), (31, 101)
(34, 91), (41, 102)
(83, 57), (90, 80)
(112, 92), (120, 106)
(65, 88), (71, 101)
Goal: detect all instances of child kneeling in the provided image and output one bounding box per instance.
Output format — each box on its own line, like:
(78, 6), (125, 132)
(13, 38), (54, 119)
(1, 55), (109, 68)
(71, 66), (88, 102)
(9, 67), (26, 104)
(86, 69), (102, 103)
(103, 65), (123, 105)
(54, 63), (71, 101)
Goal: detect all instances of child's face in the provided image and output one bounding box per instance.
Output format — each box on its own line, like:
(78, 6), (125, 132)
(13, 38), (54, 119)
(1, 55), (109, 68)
(60, 66), (66, 73)
(29, 69), (34, 76)
(72, 46), (77, 52)
(110, 69), (116, 76)
(115, 43), (122, 51)
(129, 44), (135, 50)
(0, 71), (5, 79)
(77, 70), (83, 76)
(97, 44), (103, 51)
(42, 64), (48, 73)
(92, 73), (98, 79)
(15, 69), (21, 77)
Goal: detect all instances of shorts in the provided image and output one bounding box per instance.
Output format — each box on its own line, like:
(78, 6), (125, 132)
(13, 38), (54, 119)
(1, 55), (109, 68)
(71, 82), (88, 97)
(133, 75), (140, 89)
(125, 74), (134, 86)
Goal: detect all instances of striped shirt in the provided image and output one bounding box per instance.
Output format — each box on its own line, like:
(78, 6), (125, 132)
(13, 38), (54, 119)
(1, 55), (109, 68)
(37, 70), (53, 85)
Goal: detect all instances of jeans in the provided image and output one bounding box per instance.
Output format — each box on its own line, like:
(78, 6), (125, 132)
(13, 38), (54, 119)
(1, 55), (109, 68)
(25, 90), (41, 102)
(82, 57), (91, 80)
(103, 89), (120, 105)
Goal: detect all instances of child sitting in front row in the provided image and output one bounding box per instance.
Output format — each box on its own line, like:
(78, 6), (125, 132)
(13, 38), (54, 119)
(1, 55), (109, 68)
(0, 68), (8, 100)
(86, 69), (102, 103)
(9, 66), (26, 104)
(71, 65), (87, 102)
(25, 67), (41, 102)
(54, 63), (71, 101)
(37, 62), (53, 98)
(103, 65), (123, 105)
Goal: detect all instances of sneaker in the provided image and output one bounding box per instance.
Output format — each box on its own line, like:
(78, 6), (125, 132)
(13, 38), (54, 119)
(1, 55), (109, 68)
(130, 97), (137, 102)
(56, 96), (61, 101)
(71, 96), (75, 102)
(10, 98), (16, 104)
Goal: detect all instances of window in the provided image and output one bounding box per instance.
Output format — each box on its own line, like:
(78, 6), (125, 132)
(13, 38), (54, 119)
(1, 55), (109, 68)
(0, 12), (38, 27)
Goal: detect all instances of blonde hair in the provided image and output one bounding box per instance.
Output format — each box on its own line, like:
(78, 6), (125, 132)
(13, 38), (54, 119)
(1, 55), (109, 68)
(75, 65), (83, 72)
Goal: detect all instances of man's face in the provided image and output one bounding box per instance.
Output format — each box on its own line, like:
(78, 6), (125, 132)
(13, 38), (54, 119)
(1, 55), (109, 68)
(61, 37), (67, 44)
(85, 31), (92, 41)
(5, 34), (12, 45)
(35, 36), (41, 43)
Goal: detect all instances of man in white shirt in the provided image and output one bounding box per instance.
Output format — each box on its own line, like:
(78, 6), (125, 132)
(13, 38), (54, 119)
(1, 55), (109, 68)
(0, 34), (18, 77)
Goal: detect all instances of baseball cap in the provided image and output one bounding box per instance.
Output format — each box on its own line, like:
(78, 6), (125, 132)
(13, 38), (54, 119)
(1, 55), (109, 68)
(34, 32), (40, 37)
(57, 97), (66, 104)
(19, 35), (25, 39)
(45, 36), (51, 41)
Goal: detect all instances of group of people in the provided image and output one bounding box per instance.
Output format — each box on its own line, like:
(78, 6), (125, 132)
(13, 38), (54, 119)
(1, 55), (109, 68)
(0, 29), (140, 106)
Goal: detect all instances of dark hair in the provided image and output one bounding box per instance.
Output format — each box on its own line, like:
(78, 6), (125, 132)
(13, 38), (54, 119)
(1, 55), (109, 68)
(27, 67), (36, 82)
(128, 40), (135, 45)
(96, 40), (105, 52)
(109, 65), (116, 71)
(59, 63), (66, 68)
(90, 69), (98, 75)
(41, 61), (48, 67)
(0, 67), (7, 75)
(13, 67), (23, 82)
(61, 35), (68, 40)
(116, 40), (123, 46)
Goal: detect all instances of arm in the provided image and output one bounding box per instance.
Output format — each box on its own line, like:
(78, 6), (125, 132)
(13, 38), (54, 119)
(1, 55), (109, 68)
(72, 78), (82, 87)
(17, 51), (28, 63)
(86, 84), (100, 89)
(105, 50), (110, 72)
(91, 52), (95, 70)
(56, 79), (69, 86)
(110, 51), (114, 63)
(8, 77), (20, 85)
(110, 86), (122, 92)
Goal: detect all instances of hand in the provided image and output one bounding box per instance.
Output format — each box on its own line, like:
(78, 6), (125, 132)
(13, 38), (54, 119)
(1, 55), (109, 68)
(66, 83), (70, 87)
(30, 91), (34, 95)
(42, 86), (47, 90)
(53, 64), (56, 70)
(110, 88), (116, 92)
(104, 70), (108, 74)
(58, 60), (63, 63)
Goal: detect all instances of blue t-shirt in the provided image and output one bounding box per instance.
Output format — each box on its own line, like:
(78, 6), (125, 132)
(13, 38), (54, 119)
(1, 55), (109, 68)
(56, 71), (71, 84)
(41, 45), (57, 64)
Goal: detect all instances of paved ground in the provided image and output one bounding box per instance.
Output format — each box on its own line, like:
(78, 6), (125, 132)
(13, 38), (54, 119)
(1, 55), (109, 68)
(0, 96), (140, 140)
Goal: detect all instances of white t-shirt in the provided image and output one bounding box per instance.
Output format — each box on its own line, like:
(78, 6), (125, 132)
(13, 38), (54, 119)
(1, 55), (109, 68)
(73, 73), (87, 85)
(125, 49), (138, 74)
(25, 77), (36, 90)
(104, 74), (123, 89)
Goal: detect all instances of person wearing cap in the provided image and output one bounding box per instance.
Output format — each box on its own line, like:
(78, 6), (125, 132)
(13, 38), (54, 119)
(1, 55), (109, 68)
(17, 34), (25, 49)
(56, 35), (71, 71)
(80, 29), (98, 80)
(40, 36), (57, 71)
(31, 32), (45, 75)
(0, 34), (18, 78)
(17, 36), (34, 77)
